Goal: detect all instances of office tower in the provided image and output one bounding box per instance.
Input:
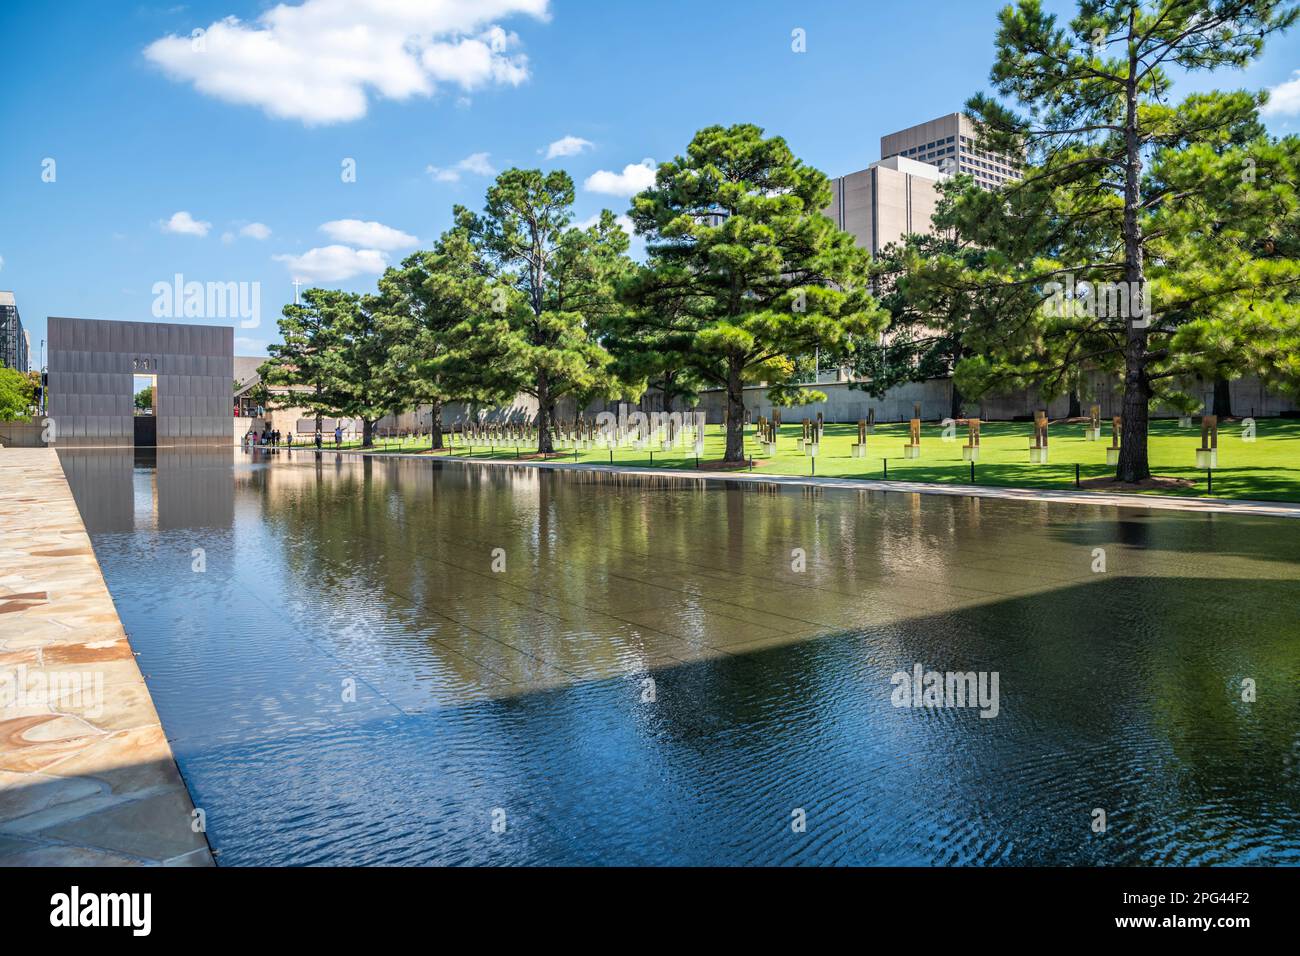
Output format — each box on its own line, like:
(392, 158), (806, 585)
(825, 155), (948, 255)
(0, 292), (29, 373)
(880, 112), (1021, 190)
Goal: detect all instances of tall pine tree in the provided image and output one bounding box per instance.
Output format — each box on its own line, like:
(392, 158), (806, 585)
(951, 0), (1300, 482)
(624, 124), (886, 462)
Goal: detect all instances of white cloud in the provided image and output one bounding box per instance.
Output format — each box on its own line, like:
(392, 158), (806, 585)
(545, 135), (593, 159)
(422, 25), (530, 88)
(583, 160), (656, 197)
(161, 210), (212, 237)
(319, 219), (418, 250)
(1263, 71), (1300, 116)
(0, 255), (5, 271)
(224, 222), (273, 243)
(460, 152), (496, 176)
(143, 0), (550, 126)
(273, 245), (388, 282)
(427, 151), (496, 183)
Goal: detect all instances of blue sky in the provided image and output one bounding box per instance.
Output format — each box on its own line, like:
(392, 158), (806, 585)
(3, 0), (1300, 360)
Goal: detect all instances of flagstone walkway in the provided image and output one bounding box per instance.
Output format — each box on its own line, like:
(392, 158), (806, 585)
(0, 448), (213, 866)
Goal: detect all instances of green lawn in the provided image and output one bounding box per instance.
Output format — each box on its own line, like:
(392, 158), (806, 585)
(295, 418), (1300, 502)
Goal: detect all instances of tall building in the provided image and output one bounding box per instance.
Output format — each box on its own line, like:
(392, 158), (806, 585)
(880, 112), (1021, 191)
(825, 155), (948, 255)
(1, 291), (29, 373)
(826, 112), (1024, 256)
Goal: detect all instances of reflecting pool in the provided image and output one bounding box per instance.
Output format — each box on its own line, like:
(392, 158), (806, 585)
(58, 447), (1300, 865)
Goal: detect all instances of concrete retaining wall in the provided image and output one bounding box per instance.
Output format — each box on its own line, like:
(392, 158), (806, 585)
(0, 417), (48, 448)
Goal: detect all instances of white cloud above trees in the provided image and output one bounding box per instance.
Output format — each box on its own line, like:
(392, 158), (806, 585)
(583, 160), (656, 197)
(427, 152), (497, 183)
(143, 0), (549, 125)
(1263, 70), (1300, 117)
(545, 135), (594, 159)
(319, 220), (417, 250)
(273, 245), (388, 282)
(272, 220), (415, 284)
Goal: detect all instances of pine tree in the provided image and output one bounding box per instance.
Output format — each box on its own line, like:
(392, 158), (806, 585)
(461, 171), (631, 455)
(624, 124), (886, 462)
(954, 0), (1300, 482)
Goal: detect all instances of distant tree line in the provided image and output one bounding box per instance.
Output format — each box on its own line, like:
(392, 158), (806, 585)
(261, 124), (884, 461)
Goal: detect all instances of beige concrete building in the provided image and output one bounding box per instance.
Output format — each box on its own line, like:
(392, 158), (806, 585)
(881, 112), (1021, 190)
(825, 155), (948, 256)
(817, 114), (1025, 399)
(826, 113), (1023, 256)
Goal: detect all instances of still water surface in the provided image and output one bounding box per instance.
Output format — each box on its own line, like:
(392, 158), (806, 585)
(58, 447), (1300, 865)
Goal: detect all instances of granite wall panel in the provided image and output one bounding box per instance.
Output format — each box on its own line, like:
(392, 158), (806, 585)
(47, 317), (233, 447)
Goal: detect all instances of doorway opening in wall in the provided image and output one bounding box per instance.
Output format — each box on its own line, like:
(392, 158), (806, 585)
(133, 373), (157, 446)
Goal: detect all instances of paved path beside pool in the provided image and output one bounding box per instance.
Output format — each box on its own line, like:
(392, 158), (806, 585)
(299, 447), (1300, 520)
(0, 448), (213, 866)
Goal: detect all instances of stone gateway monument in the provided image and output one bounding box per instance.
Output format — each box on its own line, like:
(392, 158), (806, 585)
(46, 317), (234, 447)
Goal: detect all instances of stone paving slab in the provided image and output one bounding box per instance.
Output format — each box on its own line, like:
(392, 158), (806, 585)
(0, 448), (213, 867)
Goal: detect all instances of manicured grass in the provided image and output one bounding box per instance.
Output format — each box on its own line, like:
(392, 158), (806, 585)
(289, 418), (1300, 502)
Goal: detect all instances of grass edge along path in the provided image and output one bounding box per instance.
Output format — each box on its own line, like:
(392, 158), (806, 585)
(286, 418), (1300, 504)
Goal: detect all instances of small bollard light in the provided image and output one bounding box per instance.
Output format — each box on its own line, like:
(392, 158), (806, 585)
(883, 458), (888, 480)
(1075, 463), (1080, 488)
(970, 461), (975, 484)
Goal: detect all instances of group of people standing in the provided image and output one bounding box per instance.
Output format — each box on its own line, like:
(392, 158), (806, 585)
(243, 424), (345, 450)
(243, 426), (290, 449)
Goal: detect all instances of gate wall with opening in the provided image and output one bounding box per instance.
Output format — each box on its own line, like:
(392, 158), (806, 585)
(47, 317), (233, 447)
